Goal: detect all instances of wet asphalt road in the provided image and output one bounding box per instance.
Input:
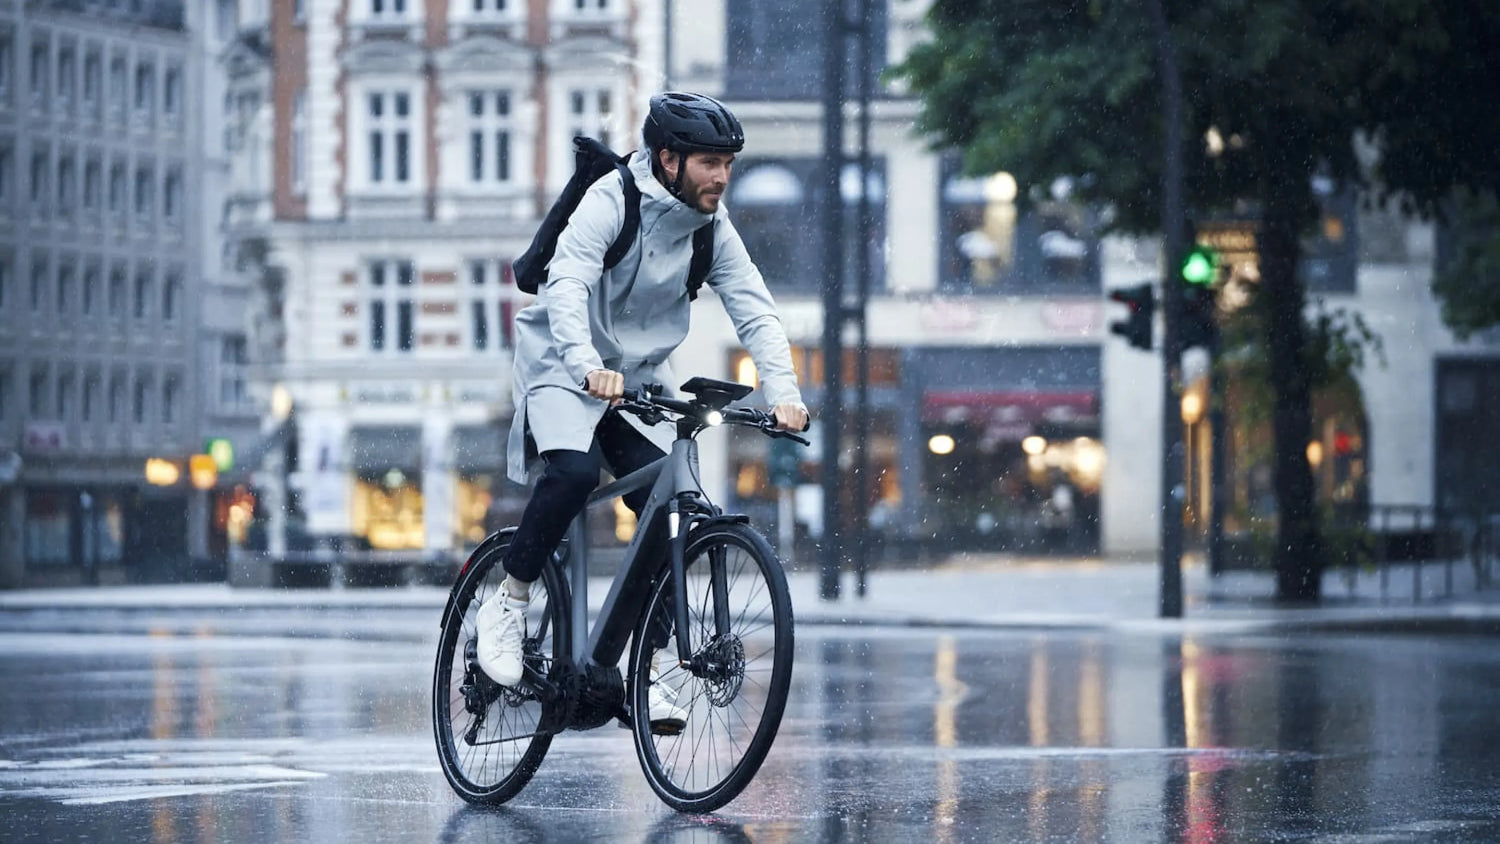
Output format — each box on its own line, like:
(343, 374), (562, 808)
(3, 605), (1500, 842)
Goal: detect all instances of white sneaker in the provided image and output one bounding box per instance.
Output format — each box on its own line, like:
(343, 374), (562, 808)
(648, 654), (688, 734)
(475, 593), (527, 687)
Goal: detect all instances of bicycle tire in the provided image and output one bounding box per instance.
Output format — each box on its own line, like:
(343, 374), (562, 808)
(629, 521), (794, 813)
(433, 532), (570, 804)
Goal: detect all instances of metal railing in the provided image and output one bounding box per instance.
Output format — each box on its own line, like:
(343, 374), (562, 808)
(1333, 505), (1500, 603)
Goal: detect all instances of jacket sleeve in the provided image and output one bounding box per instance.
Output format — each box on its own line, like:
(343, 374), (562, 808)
(706, 216), (806, 408)
(541, 175), (622, 385)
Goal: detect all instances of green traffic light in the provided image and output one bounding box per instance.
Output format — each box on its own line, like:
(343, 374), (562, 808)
(1181, 246), (1217, 286)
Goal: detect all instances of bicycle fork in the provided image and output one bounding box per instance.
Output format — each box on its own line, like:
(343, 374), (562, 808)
(667, 494), (733, 674)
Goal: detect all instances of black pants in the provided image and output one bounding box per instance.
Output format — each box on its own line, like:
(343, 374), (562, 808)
(503, 409), (666, 583)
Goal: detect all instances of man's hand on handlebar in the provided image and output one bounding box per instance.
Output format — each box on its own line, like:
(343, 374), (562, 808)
(584, 369), (625, 403)
(772, 403), (810, 433)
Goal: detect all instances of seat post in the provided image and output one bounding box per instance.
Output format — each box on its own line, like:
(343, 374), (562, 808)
(569, 508), (590, 664)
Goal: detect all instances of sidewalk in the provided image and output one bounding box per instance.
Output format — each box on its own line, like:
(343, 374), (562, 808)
(4, 556), (1499, 635)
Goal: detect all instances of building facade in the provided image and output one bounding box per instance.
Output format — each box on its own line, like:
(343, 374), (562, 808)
(667, 0), (1498, 562)
(0, 0), (253, 588)
(222, 0), (1497, 572)
(225, 0), (662, 561)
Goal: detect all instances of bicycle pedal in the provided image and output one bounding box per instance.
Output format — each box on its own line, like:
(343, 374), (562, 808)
(650, 718), (686, 737)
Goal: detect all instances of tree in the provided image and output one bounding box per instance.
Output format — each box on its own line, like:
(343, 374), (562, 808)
(1432, 191), (1500, 339)
(892, 0), (1500, 602)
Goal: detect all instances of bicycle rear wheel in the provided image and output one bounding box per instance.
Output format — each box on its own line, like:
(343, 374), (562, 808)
(629, 521), (794, 813)
(432, 532), (569, 804)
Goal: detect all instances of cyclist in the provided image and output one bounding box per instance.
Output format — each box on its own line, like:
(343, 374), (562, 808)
(478, 92), (809, 730)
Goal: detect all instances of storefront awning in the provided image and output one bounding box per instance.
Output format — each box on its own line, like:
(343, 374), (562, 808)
(348, 426), (422, 473)
(451, 424), (505, 473)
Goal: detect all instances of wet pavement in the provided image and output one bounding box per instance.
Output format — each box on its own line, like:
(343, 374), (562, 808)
(4, 600), (1500, 842)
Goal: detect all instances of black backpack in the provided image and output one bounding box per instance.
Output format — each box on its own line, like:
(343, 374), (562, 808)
(513, 136), (716, 301)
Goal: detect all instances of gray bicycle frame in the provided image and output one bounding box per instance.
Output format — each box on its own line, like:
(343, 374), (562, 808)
(564, 433), (718, 670)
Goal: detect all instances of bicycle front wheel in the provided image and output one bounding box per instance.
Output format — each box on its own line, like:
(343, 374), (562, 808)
(629, 521), (794, 813)
(432, 533), (569, 804)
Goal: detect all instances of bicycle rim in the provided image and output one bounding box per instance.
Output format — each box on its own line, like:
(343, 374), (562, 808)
(432, 539), (567, 804)
(630, 522), (794, 813)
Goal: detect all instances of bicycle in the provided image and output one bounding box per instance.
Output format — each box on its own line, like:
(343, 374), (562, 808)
(432, 376), (808, 813)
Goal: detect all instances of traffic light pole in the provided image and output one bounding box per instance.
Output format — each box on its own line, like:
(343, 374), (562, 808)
(819, 0), (846, 601)
(1149, 0), (1185, 618)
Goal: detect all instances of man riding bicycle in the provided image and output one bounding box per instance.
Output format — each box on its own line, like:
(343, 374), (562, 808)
(477, 92), (809, 731)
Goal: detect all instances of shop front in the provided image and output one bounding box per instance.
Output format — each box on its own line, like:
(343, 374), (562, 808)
(349, 425), (425, 550)
(724, 344), (1104, 559)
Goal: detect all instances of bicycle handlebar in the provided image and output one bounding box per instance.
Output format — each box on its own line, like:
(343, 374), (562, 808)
(616, 387), (811, 446)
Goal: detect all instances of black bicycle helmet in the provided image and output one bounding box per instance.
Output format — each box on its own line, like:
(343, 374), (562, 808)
(643, 92), (745, 156)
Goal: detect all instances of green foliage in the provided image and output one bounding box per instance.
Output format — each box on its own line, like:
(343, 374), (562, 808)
(892, 0), (1500, 229)
(1432, 190), (1500, 339)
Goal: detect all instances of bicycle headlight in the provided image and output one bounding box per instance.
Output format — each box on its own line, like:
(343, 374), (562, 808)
(704, 410), (723, 427)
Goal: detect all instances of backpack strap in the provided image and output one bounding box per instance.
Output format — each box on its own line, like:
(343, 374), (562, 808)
(686, 221), (715, 301)
(602, 160), (641, 270)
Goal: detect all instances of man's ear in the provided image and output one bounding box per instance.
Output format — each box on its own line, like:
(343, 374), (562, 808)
(657, 148), (678, 178)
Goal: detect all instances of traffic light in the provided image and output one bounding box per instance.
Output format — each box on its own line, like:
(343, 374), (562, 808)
(1108, 283), (1155, 350)
(1180, 244), (1219, 286)
(1180, 284), (1219, 350)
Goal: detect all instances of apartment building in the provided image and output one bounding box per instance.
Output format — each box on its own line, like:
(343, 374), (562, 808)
(225, 0), (661, 560)
(0, 0), (254, 588)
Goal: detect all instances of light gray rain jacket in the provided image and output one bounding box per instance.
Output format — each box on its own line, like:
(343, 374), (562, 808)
(506, 149), (805, 483)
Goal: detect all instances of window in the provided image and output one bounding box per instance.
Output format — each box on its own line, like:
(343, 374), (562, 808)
(294, 0), (307, 23)
(134, 166), (153, 217)
(133, 270), (152, 319)
(938, 157), (1100, 294)
(134, 63), (154, 121)
(567, 87), (613, 148)
(82, 371), (100, 422)
(370, 0), (410, 17)
(58, 47), (74, 106)
(220, 336), (248, 407)
(726, 0), (888, 101)
(0, 32), (12, 107)
(291, 90), (307, 194)
(467, 258), (513, 351)
(0, 370), (9, 421)
(83, 158), (100, 210)
(108, 266), (125, 316)
(57, 155), (74, 215)
(569, 0), (610, 14)
(368, 259), (415, 352)
(56, 263), (73, 315)
(467, 90), (513, 185)
(162, 376), (178, 424)
(163, 168), (181, 222)
(367, 91), (412, 185)
(82, 265), (98, 315)
(0, 257), (8, 310)
(163, 66), (180, 121)
(57, 371), (74, 420)
(30, 367), (48, 417)
(30, 151), (47, 209)
(30, 44), (47, 109)
(108, 375), (123, 423)
(83, 51), (100, 113)
(0, 143), (9, 201)
(162, 271), (180, 320)
(108, 58), (126, 123)
(108, 162), (124, 214)
(132, 376), (148, 424)
(30, 259), (46, 313)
